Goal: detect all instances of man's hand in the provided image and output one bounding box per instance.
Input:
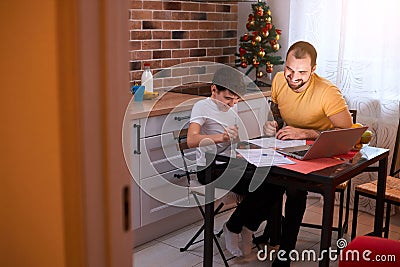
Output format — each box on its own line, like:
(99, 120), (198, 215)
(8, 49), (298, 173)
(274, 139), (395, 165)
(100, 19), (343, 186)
(276, 126), (319, 140)
(222, 125), (239, 142)
(263, 121), (278, 137)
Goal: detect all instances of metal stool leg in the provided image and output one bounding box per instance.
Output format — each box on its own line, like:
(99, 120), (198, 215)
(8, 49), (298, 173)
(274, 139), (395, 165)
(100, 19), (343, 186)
(351, 190), (360, 240)
(384, 202), (391, 238)
(213, 233), (231, 267)
(180, 193), (224, 251)
(338, 189), (345, 239)
(343, 180), (351, 235)
(180, 224), (205, 252)
(181, 192), (232, 266)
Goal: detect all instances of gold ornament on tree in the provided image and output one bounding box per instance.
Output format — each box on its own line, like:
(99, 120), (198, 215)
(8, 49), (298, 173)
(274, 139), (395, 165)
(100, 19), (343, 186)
(266, 61), (273, 73)
(261, 27), (269, 37)
(252, 57), (260, 67)
(258, 48), (265, 57)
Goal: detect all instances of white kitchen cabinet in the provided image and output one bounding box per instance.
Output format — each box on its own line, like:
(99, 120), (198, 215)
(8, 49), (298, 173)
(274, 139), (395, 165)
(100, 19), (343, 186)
(132, 180), (141, 229)
(131, 110), (193, 228)
(140, 132), (185, 179)
(129, 94), (269, 244)
(140, 168), (195, 225)
(237, 96), (268, 139)
(123, 119), (141, 229)
(143, 110), (191, 136)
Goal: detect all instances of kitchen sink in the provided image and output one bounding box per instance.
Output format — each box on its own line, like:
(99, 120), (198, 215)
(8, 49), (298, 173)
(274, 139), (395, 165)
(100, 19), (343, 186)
(169, 82), (269, 97)
(169, 82), (212, 97)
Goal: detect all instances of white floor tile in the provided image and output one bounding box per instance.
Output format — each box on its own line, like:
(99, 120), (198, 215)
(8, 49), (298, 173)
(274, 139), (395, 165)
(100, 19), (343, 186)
(133, 240), (159, 253)
(156, 223), (203, 247)
(133, 203), (400, 267)
(228, 253), (273, 266)
(193, 261), (226, 267)
(388, 211), (400, 234)
(295, 229), (321, 250)
(133, 241), (202, 267)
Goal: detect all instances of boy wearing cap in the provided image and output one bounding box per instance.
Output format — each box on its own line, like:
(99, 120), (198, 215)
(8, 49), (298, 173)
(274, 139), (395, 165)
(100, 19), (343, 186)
(187, 67), (250, 196)
(187, 67), (283, 257)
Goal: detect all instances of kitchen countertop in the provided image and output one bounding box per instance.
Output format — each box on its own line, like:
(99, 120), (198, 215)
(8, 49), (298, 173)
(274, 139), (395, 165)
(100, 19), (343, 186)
(126, 90), (271, 120)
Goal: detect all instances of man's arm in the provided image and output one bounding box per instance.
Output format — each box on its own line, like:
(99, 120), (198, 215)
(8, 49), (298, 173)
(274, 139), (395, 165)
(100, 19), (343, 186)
(270, 101), (285, 129)
(328, 110), (353, 129)
(264, 101), (285, 136)
(275, 109), (353, 140)
(187, 122), (238, 148)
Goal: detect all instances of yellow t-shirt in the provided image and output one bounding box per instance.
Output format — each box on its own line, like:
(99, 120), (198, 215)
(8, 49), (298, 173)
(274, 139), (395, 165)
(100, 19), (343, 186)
(271, 72), (348, 130)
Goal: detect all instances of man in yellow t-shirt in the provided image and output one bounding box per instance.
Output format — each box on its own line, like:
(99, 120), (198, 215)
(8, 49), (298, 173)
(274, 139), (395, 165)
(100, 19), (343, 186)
(264, 41), (353, 267)
(264, 42), (352, 139)
(270, 72), (349, 131)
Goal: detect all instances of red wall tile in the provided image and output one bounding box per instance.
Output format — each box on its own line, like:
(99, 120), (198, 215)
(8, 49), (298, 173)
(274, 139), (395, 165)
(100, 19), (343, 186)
(129, 0), (238, 88)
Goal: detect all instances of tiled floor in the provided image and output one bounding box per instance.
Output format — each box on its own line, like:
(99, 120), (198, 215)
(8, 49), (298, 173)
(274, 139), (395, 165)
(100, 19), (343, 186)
(133, 196), (400, 267)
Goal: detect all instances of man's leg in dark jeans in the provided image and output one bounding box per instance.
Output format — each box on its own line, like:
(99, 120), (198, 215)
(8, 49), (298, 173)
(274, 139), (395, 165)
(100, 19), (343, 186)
(226, 182), (284, 233)
(225, 182), (285, 256)
(272, 188), (308, 267)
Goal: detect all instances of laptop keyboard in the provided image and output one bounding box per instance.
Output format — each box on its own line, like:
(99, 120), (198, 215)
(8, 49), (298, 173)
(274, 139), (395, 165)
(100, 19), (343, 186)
(291, 150), (309, 157)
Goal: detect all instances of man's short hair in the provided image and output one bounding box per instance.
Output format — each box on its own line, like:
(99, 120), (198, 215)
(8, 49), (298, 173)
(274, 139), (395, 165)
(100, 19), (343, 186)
(212, 66), (246, 97)
(287, 41), (317, 67)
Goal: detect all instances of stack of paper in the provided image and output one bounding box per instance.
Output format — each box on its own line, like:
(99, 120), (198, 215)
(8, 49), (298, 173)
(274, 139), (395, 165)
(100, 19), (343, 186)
(235, 148), (295, 167)
(235, 137), (306, 167)
(247, 137), (306, 149)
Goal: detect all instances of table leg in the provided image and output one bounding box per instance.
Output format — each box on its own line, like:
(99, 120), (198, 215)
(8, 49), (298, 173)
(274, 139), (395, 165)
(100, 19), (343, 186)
(373, 156), (388, 236)
(319, 188), (335, 267)
(203, 200), (214, 267)
(204, 154), (215, 267)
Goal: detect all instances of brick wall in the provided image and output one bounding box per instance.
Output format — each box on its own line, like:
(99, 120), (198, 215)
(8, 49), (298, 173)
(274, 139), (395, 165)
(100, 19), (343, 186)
(129, 0), (239, 90)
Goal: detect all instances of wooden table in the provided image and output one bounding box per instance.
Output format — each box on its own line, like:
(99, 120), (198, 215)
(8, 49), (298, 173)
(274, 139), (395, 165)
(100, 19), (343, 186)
(202, 146), (389, 267)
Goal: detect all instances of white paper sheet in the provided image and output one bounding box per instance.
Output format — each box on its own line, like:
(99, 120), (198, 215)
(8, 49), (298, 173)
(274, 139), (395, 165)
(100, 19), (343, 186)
(235, 148), (295, 167)
(247, 137), (306, 149)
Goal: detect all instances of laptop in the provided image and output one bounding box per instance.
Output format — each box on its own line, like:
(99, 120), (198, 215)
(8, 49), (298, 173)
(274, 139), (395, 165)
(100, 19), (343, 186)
(276, 127), (368, 160)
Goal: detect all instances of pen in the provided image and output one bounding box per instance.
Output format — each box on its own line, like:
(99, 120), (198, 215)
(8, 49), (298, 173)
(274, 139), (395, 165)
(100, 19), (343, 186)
(333, 156), (347, 162)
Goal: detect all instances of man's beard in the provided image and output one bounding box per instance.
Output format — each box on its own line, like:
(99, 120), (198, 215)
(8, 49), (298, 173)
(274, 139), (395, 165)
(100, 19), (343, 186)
(285, 74), (312, 91)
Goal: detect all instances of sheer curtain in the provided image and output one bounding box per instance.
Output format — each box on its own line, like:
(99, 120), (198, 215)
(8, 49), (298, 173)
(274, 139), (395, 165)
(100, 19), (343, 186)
(288, 0), (400, 213)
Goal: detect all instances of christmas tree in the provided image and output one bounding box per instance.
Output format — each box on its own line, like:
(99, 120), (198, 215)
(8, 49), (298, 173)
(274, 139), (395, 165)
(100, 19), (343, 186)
(235, 0), (284, 86)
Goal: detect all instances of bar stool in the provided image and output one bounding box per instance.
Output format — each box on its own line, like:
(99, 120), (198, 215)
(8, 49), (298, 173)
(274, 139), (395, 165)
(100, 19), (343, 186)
(351, 119), (400, 239)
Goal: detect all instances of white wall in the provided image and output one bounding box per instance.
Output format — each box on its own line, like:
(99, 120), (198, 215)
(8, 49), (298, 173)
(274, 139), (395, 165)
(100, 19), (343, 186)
(269, 0), (290, 73)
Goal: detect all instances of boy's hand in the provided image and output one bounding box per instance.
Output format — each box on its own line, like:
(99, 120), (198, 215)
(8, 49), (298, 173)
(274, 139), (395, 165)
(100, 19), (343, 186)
(263, 121), (278, 136)
(222, 125), (239, 142)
